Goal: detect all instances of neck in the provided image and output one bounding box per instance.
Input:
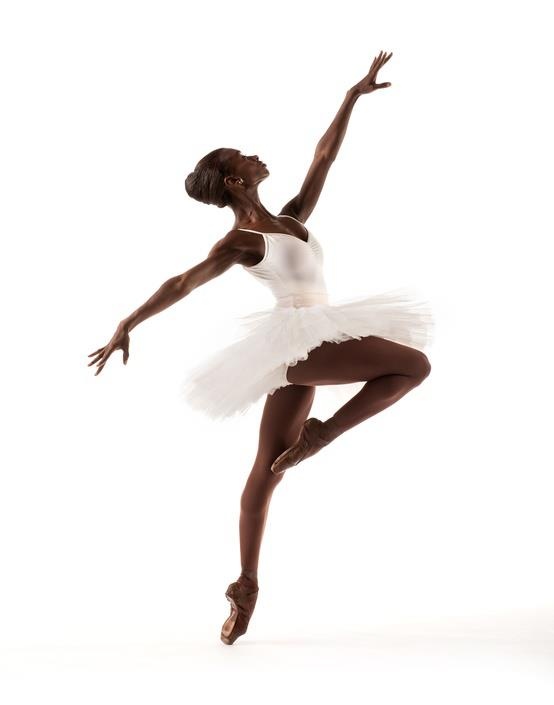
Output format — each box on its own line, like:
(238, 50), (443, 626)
(230, 194), (274, 228)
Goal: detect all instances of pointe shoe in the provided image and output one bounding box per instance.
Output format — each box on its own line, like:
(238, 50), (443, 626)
(220, 580), (259, 645)
(270, 417), (336, 475)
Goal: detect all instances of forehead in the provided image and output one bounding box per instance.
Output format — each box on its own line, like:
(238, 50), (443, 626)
(223, 148), (241, 164)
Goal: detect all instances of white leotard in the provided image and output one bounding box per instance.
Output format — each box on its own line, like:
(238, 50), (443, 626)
(238, 215), (329, 308)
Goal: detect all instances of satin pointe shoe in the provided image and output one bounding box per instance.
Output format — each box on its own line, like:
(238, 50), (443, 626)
(270, 417), (337, 475)
(220, 580), (259, 645)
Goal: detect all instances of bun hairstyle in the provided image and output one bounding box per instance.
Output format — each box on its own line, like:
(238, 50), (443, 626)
(184, 148), (237, 209)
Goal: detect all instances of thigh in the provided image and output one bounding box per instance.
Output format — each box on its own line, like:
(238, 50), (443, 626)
(285, 335), (430, 386)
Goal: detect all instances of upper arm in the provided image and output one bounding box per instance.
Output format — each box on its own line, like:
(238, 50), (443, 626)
(178, 233), (245, 293)
(279, 152), (333, 223)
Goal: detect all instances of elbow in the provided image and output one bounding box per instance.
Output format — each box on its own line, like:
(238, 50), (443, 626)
(315, 146), (332, 163)
(166, 274), (190, 301)
(175, 273), (193, 298)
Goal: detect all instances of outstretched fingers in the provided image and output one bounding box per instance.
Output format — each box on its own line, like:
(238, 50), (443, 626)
(87, 346), (112, 375)
(372, 50), (393, 73)
(87, 348), (106, 365)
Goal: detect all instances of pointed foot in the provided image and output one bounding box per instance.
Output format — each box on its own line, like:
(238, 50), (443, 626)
(270, 417), (337, 475)
(220, 580), (259, 645)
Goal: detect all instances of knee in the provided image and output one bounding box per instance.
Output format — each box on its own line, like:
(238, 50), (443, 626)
(240, 496), (263, 516)
(240, 473), (283, 515)
(410, 351), (432, 384)
(240, 489), (267, 516)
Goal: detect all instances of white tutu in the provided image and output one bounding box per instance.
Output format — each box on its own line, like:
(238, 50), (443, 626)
(179, 285), (436, 421)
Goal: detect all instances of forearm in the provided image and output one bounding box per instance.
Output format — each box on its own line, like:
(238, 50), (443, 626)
(121, 276), (187, 332)
(316, 87), (360, 162)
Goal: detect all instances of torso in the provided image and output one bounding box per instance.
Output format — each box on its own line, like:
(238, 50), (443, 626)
(230, 214), (309, 268)
(235, 216), (327, 305)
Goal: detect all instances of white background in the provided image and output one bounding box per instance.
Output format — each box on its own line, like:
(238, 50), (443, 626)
(1, 0), (553, 701)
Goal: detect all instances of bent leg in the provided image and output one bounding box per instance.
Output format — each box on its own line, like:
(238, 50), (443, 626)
(285, 335), (430, 386)
(237, 382), (316, 586)
(286, 334), (431, 436)
(270, 336), (432, 474)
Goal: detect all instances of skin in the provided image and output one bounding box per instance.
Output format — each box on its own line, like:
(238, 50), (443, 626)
(87, 50), (395, 371)
(87, 51), (432, 635)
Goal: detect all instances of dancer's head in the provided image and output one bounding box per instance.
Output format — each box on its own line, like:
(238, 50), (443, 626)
(185, 148), (268, 209)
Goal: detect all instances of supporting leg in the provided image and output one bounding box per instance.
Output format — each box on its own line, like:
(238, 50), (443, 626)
(238, 382), (316, 586)
(221, 383), (316, 645)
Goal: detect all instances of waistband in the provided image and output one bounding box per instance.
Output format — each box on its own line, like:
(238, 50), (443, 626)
(275, 292), (329, 308)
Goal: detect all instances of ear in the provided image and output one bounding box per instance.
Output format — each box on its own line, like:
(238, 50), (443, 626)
(223, 176), (244, 187)
(224, 175), (243, 188)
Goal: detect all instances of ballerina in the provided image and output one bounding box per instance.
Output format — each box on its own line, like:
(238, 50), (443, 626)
(88, 50), (435, 645)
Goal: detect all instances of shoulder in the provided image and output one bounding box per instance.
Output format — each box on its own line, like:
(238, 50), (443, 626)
(208, 228), (244, 252)
(277, 203), (306, 224)
(207, 229), (263, 267)
(217, 228), (261, 250)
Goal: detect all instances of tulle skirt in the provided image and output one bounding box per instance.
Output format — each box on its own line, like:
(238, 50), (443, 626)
(179, 286), (436, 421)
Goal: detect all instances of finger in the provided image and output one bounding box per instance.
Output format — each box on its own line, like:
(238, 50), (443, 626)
(371, 50), (383, 66)
(93, 357), (106, 372)
(88, 347), (110, 365)
(368, 59), (380, 78)
(88, 348), (105, 357)
(375, 54), (390, 76)
(93, 349), (112, 370)
(87, 353), (105, 366)
(94, 356), (109, 375)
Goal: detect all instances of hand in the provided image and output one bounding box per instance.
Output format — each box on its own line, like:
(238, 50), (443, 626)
(88, 322), (130, 376)
(351, 50), (393, 96)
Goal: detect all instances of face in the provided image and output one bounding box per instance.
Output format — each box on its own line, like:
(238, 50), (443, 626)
(223, 149), (269, 187)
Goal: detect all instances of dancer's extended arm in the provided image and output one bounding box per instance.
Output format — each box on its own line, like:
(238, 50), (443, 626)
(87, 237), (242, 375)
(280, 50), (392, 223)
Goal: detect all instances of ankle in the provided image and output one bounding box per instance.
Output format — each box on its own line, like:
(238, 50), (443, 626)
(238, 570), (258, 589)
(322, 416), (342, 442)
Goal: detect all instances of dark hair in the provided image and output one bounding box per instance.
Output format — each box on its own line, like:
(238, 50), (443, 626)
(184, 148), (234, 209)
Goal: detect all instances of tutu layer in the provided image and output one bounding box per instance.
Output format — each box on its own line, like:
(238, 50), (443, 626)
(180, 286), (436, 421)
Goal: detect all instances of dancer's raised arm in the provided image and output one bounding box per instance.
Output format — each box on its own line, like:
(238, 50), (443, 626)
(87, 234), (244, 375)
(280, 50), (393, 224)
